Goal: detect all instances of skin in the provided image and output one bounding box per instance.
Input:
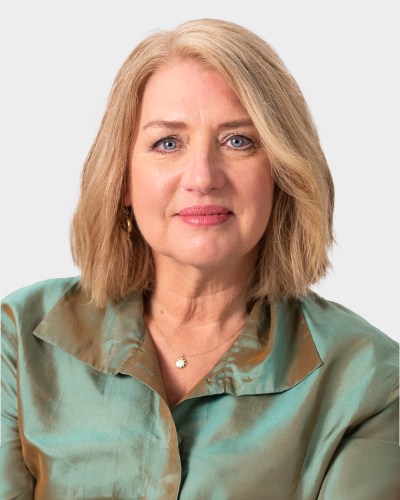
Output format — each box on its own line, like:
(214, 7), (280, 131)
(125, 58), (275, 404)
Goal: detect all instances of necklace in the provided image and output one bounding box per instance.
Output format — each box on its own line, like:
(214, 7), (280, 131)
(153, 319), (247, 369)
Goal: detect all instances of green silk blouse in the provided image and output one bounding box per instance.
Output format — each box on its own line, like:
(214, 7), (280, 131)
(1, 277), (399, 499)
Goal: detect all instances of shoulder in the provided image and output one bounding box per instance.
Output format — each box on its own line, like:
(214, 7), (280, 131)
(299, 293), (398, 412)
(299, 292), (397, 354)
(1, 277), (80, 334)
(2, 276), (80, 311)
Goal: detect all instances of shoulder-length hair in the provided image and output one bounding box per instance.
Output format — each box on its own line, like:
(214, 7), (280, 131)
(70, 18), (334, 307)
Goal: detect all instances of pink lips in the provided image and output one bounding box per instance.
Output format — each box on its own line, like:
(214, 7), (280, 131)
(177, 205), (232, 226)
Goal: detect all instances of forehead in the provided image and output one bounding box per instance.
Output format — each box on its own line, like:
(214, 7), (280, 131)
(137, 58), (247, 122)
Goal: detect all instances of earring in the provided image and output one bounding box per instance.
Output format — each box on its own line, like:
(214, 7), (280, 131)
(124, 207), (133, 235)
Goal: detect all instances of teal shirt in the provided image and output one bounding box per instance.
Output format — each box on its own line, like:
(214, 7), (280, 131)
(1, 277), (399, 499)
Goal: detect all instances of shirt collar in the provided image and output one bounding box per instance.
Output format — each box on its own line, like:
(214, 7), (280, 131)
(32, 281), (322, 401)
(184, 298), (322, 399)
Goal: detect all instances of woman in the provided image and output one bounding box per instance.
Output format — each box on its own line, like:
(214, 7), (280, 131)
(1, 18), (399, 499)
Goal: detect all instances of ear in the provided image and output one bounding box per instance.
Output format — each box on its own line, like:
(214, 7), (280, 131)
(124, 162), (133, 206)
(124, 177), (132, 206)
(124, 191), (132, 206)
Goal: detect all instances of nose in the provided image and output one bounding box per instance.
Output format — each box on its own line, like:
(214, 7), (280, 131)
(182, 143), (226, 194)
(183, 145), (226, 194)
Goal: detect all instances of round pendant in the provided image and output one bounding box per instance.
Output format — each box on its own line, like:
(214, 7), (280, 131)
(176, 356), (188, 369)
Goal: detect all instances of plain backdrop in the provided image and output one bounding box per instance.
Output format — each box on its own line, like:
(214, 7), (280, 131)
(1, 1), (399, 342)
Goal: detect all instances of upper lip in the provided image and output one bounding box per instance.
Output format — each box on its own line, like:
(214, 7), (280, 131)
(177, 205), (232, 216)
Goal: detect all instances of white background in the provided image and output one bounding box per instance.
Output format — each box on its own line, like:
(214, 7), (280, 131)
(1, 1), (399, 342)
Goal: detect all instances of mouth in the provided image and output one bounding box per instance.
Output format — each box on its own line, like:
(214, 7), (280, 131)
(176, 205), (233, 226)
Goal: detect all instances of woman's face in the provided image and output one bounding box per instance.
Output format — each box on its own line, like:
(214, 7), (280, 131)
(126, 58), (274, 273)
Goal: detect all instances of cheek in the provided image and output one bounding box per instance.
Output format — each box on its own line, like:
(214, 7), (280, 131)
(244, 167), (275, 217)
(130, 167), (162, 209)
(258, 180), (275, 215)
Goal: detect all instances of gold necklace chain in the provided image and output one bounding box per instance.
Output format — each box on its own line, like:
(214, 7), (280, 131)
(153, 319), (247, 369)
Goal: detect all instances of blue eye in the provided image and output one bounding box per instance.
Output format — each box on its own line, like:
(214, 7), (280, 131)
(151, 136), (179, 154)
(227, 135), (252, 149)
(161, 138), (177, 151)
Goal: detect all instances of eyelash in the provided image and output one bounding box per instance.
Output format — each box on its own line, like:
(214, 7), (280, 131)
(150, 135), (180, 155)
(224, 133), (255, 150)
(149, 133), (256, 155)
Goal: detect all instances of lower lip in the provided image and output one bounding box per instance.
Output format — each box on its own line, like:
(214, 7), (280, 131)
(177, 214), (232, 226)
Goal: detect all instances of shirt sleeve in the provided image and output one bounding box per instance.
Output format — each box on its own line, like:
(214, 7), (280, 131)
(318, 385), (400, 500)
(1, 304), (36, 499)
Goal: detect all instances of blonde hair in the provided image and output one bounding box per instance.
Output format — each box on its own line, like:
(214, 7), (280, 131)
(70, 18), (334, 307)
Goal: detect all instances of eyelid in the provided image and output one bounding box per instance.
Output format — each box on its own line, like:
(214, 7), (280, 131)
(222, 131), (252, 139)
(149, 131), (258, 153)
(150, 134), (179, 149)
(221, 132), (255, 148)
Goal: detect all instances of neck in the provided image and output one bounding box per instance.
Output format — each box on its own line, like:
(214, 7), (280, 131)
(145, 256), (255, 337)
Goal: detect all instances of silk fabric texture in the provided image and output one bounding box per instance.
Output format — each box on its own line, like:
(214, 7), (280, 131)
(1, 277), (399, 499)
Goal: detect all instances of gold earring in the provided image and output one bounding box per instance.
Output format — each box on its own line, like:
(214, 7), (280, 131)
(124, 207), (133, 235)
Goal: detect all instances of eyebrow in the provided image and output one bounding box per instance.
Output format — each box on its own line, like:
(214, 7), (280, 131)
(142, 119), (255, 130)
